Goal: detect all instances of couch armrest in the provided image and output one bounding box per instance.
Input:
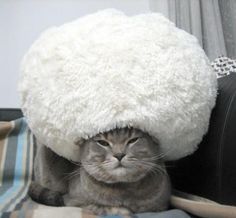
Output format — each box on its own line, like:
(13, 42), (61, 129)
(0, 108), (23, 121)
(168, 74), (236, 206)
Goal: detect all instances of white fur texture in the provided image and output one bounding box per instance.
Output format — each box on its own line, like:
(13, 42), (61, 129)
(19, 9), (217, 161)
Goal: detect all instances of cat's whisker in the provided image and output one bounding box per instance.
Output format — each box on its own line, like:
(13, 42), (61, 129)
(63, 169), (81, 181)
(103, 160), (112, 164)
(156, 147), (176, 159)
(83, 164), (114, 181)
(153, 166), (167, 175)
(129, 159), (167, 176)
(148, 147), (176, 161)
(143, 164), (166, 176)
(81, 163), (113, 182)
(127, 157), (138, 161)
(164, 164), (175, 169)
(102, 161), (113, 167)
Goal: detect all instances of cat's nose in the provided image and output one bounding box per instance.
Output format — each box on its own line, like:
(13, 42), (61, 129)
(113, 153), (125, 161)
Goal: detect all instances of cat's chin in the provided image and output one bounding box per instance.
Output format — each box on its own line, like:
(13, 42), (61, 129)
(83, 163), (148, 184)
(105, 167), (147, 183)
(112, 166), (127, 176)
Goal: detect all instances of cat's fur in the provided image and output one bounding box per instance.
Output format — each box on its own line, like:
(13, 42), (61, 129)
(29, 128), (171, 216)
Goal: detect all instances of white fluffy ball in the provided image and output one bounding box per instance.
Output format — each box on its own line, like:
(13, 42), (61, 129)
(19, 9), (217, 161)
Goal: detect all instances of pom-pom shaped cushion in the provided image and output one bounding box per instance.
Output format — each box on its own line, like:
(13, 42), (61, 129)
(19, 9), (217, 161)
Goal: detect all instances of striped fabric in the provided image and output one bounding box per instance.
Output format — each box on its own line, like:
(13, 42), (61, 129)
(0, 118), (35, 216)
(0, 118), (190, 218)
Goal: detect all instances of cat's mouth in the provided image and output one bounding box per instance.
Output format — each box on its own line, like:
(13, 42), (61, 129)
(114, 161), (130, 170)
(112, 161), (127, 171)
(115, 162), (123, 168)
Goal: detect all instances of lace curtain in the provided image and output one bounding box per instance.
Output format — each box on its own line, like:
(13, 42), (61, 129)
(149, 0), (236, 60)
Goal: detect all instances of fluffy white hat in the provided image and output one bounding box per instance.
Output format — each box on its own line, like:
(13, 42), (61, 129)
(19, 9), (217, 161)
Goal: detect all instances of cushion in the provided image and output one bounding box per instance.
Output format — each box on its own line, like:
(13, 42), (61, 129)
(18, 9), (217, 161)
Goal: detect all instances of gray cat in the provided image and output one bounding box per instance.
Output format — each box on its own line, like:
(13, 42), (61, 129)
(29, 127), (171, 216)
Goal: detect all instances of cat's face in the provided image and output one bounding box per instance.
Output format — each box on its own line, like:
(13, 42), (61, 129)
(79, 128), (163, 183)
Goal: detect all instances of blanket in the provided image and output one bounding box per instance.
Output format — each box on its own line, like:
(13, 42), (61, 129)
(0, 118), (190, 218)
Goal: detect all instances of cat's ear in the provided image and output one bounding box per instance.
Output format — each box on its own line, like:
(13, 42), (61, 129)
(74, 137), (85, 146)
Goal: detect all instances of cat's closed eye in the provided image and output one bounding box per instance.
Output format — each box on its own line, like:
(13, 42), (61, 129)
(96, 140), (110, 147)
(127, 137), (139, 145)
